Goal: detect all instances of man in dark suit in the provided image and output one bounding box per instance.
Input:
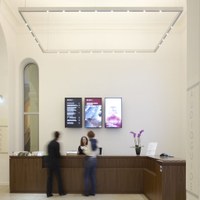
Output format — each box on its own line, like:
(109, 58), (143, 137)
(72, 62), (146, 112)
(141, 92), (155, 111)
(46, 131), (66, 197)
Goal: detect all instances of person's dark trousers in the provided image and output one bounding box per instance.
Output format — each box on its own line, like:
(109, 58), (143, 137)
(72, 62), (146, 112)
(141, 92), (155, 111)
(84, 157), (97, 195)
(47, 166), (64, 196)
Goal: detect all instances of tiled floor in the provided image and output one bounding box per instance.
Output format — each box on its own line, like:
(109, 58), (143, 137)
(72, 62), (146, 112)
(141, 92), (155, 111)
(0, 186), (148, 200)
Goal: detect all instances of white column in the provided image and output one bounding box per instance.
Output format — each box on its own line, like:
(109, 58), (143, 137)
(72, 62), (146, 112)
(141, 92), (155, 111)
(187, 0), (200, 200)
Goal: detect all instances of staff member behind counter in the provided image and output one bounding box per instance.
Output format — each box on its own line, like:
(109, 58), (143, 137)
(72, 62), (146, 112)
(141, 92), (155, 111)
(78, 135), (102, 156)
(77, 136), (88, 155)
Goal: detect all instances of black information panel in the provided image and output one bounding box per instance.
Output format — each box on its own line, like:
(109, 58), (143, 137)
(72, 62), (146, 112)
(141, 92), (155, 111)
(65, 98), (82, 128)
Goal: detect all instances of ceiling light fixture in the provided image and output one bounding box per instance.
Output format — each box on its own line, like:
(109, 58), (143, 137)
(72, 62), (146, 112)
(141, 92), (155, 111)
(18, 7), (183, 54)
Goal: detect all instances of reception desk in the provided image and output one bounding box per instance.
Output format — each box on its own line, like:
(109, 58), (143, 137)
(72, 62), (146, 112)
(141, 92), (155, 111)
(10, 155), (186, 200)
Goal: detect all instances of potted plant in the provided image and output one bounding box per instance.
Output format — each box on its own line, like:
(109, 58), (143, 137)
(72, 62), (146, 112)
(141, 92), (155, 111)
(130, 130), (144, 155)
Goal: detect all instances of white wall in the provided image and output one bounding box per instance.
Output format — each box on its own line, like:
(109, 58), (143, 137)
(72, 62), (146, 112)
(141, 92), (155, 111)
(0, 0), (187, 185)
(0, 24), (9, 186)
(14, 22), (186, 158)
(0, 0), (17, 185)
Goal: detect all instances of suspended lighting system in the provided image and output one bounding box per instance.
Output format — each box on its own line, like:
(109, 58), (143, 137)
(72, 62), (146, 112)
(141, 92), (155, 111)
(18, 7), (183, 54)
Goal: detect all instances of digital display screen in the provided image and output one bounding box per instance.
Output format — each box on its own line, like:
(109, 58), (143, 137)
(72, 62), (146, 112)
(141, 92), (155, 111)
(65, 98), (82, 128)
(84, 98), (102, 128)
(105, 97), (122, 128)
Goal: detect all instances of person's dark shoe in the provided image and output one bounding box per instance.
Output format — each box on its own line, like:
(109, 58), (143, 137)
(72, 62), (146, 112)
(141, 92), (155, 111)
(59, 192), (67, 196)
(47, 194), (53, 197)
(83, 193), (89, 196)
(90, 193), (95, 196)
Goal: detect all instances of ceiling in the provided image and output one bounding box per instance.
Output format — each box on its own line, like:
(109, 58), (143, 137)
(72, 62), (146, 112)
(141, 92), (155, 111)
(4, 0), (185, 53)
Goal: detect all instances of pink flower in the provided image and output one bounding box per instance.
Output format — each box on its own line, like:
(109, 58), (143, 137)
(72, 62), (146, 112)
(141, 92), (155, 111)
(138, 130), (144, 137)
(130, 130), (144, 147)
(130, 131), (136, 138)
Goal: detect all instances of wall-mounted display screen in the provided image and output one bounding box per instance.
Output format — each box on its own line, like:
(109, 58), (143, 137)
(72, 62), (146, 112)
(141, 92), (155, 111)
(84, 98), (102, 128)
(65, 98), (82, 128)
(105, 97), (122, 128)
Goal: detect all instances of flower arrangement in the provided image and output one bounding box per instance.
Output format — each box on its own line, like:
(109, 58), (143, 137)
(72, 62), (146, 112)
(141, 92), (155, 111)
(130, 130), (144, 148)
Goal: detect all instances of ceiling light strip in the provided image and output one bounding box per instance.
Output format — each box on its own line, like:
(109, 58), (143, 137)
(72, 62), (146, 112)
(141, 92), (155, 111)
(154, 10), (183, 52)
(44, 49), (155, 54)
(19, 9), (45, 53)
(19, 7), (183, 13)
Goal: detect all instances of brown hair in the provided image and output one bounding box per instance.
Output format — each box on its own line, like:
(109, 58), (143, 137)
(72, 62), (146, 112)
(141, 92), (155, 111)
(80, 136), (88, 146)
(54, 131), (60, 140)
(87, 130), (95, 139)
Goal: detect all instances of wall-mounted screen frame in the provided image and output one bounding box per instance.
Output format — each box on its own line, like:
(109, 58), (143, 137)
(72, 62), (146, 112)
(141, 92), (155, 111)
(65, 98), (82, 128)
(84, 98), (102, 128)
(105, 97), (122, 128)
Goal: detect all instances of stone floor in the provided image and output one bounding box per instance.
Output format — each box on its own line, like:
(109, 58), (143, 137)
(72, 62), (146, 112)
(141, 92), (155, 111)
(0, 186), (148, 200)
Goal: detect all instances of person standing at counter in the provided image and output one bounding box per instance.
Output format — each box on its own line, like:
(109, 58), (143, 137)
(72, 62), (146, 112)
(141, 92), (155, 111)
(83, 130), (98, 196)
(46, 131), (66, 198)
(78, 136), (88, 155)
